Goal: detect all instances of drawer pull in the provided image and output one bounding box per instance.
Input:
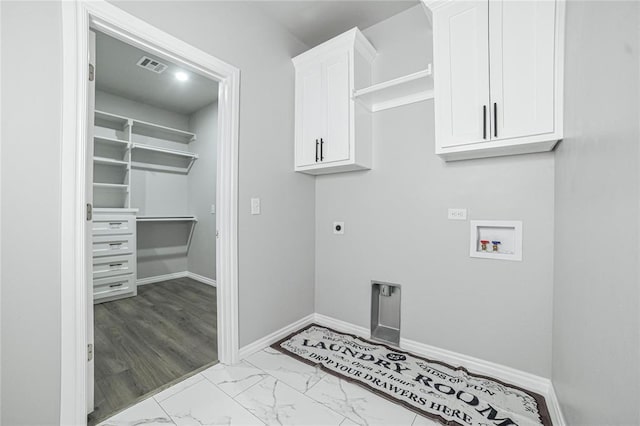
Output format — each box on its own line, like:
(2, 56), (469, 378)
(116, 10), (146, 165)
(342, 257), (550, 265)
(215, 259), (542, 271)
(108, 222), (123, 229)
(109, 283), (124, 288)
(109, 263), (124, 269)
(109, 243), (123, 249)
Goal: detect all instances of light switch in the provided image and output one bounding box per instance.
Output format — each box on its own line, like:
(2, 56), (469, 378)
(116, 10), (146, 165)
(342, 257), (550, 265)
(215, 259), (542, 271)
(210, 204), (216, 214)
(251, 198), (261, 215)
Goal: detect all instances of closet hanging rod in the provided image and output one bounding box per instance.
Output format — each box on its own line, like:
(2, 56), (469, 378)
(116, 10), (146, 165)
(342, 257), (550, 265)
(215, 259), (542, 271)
(136, 216), (198, 222)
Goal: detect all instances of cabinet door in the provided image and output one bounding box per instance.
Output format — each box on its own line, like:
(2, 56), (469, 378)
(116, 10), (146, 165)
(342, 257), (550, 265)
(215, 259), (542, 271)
(296, 64), (324, 167)
(434, 1), (491, 148)
(489, 0), (556, 140)
(323, 51), (351, 163)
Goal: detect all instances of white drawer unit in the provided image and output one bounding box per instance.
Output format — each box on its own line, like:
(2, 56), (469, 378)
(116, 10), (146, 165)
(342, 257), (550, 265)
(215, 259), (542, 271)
(92, 235), (135, 257)
(93, 274), (136, 300)
(92, 215), (136, 235)
(92, 254), (135, 280)
(92, 209), (137, 303)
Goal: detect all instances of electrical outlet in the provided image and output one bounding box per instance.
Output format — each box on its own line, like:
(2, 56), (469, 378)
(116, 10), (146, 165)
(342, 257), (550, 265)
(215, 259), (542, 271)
(333, 222), (344, 235)
(251, 198), (261, 215)
(448, 208), (467, 220)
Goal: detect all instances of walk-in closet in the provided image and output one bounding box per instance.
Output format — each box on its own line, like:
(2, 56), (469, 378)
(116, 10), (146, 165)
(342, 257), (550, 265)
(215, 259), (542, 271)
(88, 30), (220, 423)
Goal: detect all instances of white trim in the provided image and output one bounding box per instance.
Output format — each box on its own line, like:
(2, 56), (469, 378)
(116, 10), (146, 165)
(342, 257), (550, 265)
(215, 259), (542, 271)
(238, 314), (316, 359)
(313, 313), (369, 337)
(136, 271), (189, 286)
(60, 1), (240, 424)
(187, 272), (217, 287)
(547, 383), (567, 426)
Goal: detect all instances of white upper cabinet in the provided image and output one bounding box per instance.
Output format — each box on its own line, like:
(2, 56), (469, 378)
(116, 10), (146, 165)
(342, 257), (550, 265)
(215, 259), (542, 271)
(431, 0), (564, 161)
(293, 28), (376, 175)
(433, 2), (490, 149)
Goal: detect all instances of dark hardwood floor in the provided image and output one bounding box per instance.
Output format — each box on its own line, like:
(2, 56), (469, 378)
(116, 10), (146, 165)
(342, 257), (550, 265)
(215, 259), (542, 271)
(88, 278), (217, 425)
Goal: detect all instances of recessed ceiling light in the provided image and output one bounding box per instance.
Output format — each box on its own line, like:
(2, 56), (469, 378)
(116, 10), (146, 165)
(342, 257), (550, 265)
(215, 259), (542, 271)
(175, 71), (189, 82)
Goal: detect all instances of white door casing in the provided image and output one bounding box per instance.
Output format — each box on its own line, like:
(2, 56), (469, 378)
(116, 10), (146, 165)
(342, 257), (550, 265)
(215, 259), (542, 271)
(86, 30), (96, 415)
(433, 1), (491, 148)
(60, 1), (240, 424)
(488, 0), (556, 141)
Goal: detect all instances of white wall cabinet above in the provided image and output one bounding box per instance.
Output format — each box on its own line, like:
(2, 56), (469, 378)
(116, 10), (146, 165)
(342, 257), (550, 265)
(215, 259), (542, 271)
(293, 28), (376, 175)
(429, 0), (565, 161)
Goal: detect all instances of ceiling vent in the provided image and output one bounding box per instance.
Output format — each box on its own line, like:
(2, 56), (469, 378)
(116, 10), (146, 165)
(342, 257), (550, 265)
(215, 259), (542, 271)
(136, 56), (168, 74)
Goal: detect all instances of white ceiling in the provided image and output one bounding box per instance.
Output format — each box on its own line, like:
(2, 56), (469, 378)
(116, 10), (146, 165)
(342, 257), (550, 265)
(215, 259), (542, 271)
(253, 1), (420, 47)
(94, 2), (419, 114)
(95, 31), (218, 116)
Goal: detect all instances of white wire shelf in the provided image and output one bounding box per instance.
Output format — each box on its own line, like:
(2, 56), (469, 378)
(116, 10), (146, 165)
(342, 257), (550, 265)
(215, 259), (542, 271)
(353, 65), (434, 112)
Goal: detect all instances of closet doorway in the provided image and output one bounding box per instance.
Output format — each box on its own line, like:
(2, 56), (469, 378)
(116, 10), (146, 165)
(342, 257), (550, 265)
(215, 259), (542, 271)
(86, 28), (220, 424)
(60, 3), (240, 423)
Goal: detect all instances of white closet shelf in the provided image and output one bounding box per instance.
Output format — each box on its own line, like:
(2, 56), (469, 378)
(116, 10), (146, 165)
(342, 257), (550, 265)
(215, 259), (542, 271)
(94, 136), (129, 146)
(131, 143), (198, 173)
(132, 119), (196, 144)
(136, 216), (198, 222)
(93, 183), (129, 190)
(353, 65), (434, 112)
(94, 157), (129, 167)
(95, 110), (130, 130)
(131, 143), (198, 159)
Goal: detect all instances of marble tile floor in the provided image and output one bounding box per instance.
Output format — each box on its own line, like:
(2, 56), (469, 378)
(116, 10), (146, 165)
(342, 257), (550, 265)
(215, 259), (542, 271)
(99, 346), (440, 426)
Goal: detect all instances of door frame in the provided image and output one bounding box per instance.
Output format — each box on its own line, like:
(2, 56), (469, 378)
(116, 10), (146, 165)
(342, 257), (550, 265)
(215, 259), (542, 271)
(60, 1), (241, 424)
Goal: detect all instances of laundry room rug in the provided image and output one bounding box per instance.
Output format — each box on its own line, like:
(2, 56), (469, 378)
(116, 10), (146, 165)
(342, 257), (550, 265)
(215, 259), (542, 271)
(272, 324), (552, 426)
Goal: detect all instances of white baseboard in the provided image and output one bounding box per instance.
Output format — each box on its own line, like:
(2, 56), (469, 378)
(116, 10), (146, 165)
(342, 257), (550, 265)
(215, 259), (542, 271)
(310, 313), (564, 426)
(546, 383), (567, 426)
(136, 271), (188, 286)
(136, 271), (217, 287)
(238, 314), (315, 359)
(187, 272), (217, 287)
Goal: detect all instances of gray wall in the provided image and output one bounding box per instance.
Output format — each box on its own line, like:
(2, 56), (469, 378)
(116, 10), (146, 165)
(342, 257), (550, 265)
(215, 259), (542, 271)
(552, 1), (640, 424)
(110, 1), (315, 347)
(315, 5), (556, 377)
(1, 2), (315, 423)
(1, 1), (63, 424)
(188, 102), (218, 281)
(96, 90), (189, 131)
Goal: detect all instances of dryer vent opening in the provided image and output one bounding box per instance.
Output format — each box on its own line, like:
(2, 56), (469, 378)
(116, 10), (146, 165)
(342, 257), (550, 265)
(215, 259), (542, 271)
(371, 281), (401, 346)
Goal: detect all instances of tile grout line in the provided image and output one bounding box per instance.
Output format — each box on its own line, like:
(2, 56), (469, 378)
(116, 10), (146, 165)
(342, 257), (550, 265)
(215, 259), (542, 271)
(244, 351), (363, 425)
(199, 363), (269, 425)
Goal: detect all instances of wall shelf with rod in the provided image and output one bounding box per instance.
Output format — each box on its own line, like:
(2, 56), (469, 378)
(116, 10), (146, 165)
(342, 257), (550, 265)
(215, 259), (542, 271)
(132, 119), (196, 144)
(131, 143), (199, 173)
(353, 65), (433, 112)
(137, 216), (199, 248)
(136, 216), (198, 222)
